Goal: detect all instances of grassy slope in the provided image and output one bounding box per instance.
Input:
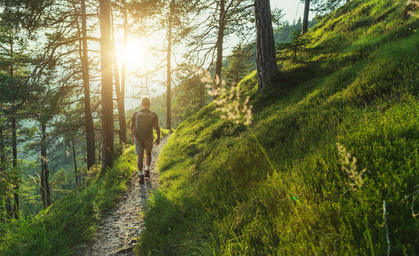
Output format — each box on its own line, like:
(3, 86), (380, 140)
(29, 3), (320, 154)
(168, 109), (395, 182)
(0, 146), (138, 256)
(139, 0), (418, 255)
(0, 127), (171, 256)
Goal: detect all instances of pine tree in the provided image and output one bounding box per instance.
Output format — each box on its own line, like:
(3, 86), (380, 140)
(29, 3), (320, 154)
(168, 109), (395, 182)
(79, 0), (96, 170)
(302, 0), (311, 34)
(224, 44), (252, 87)
(254, 0), (279, 89)
(99, 0), (115, 171)
(187, 0), (253, 81)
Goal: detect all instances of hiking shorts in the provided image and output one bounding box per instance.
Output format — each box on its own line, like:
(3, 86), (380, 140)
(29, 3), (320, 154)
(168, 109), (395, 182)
(135, 136), (154, 155)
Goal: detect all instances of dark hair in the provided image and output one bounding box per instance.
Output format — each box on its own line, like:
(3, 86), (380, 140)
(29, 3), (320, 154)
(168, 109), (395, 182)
(142, 97), (151, 107)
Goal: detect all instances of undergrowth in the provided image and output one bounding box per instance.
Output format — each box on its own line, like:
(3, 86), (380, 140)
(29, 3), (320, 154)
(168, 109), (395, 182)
(0, 127), (172, 256)
(0, 145), (138, 256)
(138, 0), (418, 255)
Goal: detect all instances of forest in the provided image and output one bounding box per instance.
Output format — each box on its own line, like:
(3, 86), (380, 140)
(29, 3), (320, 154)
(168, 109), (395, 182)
(0, 0), (418, 255)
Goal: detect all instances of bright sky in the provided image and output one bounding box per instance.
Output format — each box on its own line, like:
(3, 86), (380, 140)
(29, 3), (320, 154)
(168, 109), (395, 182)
(272, 0), (306, 22)
(123, 0), (308, 109)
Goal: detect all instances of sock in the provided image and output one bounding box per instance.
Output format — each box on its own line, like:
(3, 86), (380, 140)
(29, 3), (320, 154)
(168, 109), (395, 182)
(145, 166), (150, 171)
(138, 171), (143, 176)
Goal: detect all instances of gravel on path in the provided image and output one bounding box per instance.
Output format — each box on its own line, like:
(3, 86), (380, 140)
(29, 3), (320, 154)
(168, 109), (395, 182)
(76, 136), (169, 256)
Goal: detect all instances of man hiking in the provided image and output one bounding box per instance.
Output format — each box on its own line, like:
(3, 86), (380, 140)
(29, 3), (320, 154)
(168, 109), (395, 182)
(130, 97), (160, 184)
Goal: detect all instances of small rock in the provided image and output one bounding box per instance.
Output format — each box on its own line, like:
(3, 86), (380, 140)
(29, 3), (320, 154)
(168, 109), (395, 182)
(115, 247), (133, 255)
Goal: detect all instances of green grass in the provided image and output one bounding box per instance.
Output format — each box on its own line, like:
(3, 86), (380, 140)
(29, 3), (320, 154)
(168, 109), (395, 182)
(0, 145), (138, 256)
(0, 127), (172, 255)
(137, 0), (418, 255)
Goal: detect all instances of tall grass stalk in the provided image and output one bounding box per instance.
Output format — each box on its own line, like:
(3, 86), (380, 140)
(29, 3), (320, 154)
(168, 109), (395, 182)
(139, 2), (419, 254)
(204, 74), (322, 255)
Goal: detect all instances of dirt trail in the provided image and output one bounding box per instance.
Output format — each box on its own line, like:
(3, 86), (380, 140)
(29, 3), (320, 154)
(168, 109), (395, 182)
(78, 136), (168, 256)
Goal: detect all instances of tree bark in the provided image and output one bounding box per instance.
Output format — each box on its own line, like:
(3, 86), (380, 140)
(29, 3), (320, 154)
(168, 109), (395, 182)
(302, 0), (310, 34)
(1, 37), (13, 219)
(11, 117), (19, 219)
(40, 121), (51, 208)
(0, 124), (10, 220)
(111, 11), (127, 144)
(72, 139), (79, 187)
(98, 143), (102, 165)
(10, 37), (19, 219)
(215, 0), (226, 89)
(121, 0), (128, 137)
(166, 0), (175, 130)
(80, 0), (96, 170)
(254, 0), (279, 90)
(99, 0), (114, 171)
(0, 122), (13, 219)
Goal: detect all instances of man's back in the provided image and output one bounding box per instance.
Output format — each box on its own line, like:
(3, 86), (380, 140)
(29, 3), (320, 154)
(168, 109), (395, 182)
(133, 109), (157, 140)
(130, 97), (160, 184)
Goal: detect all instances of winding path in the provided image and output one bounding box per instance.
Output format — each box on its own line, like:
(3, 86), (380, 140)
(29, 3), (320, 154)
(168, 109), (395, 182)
(77, 136), (168, 256)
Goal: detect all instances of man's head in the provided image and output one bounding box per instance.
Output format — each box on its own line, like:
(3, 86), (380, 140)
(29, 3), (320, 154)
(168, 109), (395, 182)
(142, 97), (151, 108)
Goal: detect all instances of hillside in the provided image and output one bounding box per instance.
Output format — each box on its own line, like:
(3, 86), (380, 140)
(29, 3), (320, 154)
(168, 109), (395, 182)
(138, 0), (418, 255)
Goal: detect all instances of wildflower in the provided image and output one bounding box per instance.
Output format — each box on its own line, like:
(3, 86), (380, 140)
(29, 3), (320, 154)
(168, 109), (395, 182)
(337, 142), (366, 189)
(199, 68), (253, 126)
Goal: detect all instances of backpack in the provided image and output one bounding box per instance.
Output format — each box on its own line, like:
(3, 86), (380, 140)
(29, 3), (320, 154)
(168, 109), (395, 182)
(134, 110), (154, 140)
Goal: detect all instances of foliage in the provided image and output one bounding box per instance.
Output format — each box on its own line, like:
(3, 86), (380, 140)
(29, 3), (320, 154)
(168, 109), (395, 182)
(148, 16), (318, 129)
(311, 0), (348, 13)
(0, 145), (138, 256)
(277, 30), (312, 62)
(138, 0), (419, 255)
(172, 64), (209, 125)
(223, 44), (253, 87)
(274, 18), (318, 43)
(186, 0), (253, 67)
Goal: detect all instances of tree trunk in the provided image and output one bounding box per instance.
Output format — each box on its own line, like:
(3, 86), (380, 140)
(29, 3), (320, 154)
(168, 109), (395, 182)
(0, 125), (13, 219)
(0, 124), (10, 220)
(11, 117), (19, 219)
(99, 0), (114, 171)
(166, 0), (175, 130)
(302, 0), (310, 34)
(72, 139), (78, 187)
(40, 121), (51, 208)
(254, 0), (279, 90)
(215, 0), (225, 88)
(10, 37), (19, 219)
(80, 0), (96, 170)
(111, 11), (127, 144)
(0, 117), (12, 220)
(121, 0), (128, 137)
(98, 143), (102, 165)
(5, 198), (12, 219)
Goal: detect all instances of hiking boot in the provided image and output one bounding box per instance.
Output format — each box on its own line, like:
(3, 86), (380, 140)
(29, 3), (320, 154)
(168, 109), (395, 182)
(144, 170), (150, 178)
(139, 175), (145, 184)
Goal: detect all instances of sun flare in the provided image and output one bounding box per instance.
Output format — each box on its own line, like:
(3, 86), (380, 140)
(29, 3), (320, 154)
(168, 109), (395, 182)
(116, 38), (148, 71)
